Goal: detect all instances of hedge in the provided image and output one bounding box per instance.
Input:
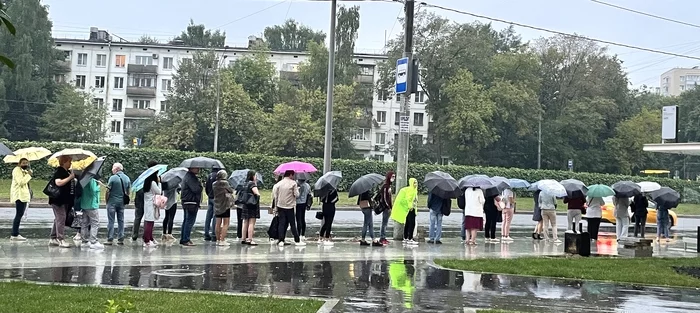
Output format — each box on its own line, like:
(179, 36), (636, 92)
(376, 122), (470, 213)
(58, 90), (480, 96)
(3, 140), (700, 203)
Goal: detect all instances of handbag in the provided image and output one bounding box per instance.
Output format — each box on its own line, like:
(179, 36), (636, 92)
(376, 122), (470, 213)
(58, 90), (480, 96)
(315, 211), (324, 220)
(119, 176), (130, 205)
(43, 180), (61, 198)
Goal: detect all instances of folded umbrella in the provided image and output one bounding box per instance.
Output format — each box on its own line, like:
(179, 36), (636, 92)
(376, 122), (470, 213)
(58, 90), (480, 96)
(507, 178), (530, 189)
(637, 181), (661, 193)
(47, 148), (97, 170)
(0, 142), (13, 156)
(79, 156), (106, 187)
(535, 179), (567, 197)
(612, 181), (641, 197)
(560, 179), (588, 198)
(314, 171), (342, 198)
(424, 171), (460, 198)
(179, 157), (224, 169)
(651, 187), (681, 209)
(348, 173), (385, 198)
(228, 169), (264, 188)
(132, 164), (168, 192)
(274, 161), (317, 174)
(586, 184), (615, 198)
(161, 167), (188, 190)
(3, 147), (52, 163)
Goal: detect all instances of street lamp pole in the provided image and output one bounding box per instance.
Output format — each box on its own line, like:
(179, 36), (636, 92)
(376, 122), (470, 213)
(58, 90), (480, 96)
(213, 51), (228, 153)
(322, 0), (337, 174)
(537, 113), (541, 169)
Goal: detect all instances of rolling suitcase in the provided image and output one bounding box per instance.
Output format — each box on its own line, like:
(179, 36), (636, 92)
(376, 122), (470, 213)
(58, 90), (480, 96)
(565, 222), (591, 256)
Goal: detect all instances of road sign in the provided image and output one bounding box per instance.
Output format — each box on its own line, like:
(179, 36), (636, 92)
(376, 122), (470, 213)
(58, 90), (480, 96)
(568, 159), (573, 171)
(395, 57), (408, 94)
(399, 115), (410, 133)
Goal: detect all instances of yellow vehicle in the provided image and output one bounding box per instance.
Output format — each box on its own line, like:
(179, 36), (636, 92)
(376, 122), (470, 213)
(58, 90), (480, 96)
(600, 196), (677, 228)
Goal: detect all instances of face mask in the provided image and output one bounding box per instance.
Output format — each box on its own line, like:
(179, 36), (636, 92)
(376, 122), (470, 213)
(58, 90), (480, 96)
(20, 165), (28, 170)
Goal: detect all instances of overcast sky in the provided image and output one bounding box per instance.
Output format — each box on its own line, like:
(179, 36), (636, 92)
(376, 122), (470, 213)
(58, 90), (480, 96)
(44, 0), (700, 88)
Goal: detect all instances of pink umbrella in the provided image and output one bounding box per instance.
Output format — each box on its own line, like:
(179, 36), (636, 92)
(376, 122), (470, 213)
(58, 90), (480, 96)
(274, 161), (318, 175)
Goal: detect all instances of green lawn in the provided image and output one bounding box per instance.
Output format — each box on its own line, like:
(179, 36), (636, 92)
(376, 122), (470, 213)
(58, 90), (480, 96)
(435, 257), (700, 288)
(0, 281), (323, 313)
(477, 310), (525, 313)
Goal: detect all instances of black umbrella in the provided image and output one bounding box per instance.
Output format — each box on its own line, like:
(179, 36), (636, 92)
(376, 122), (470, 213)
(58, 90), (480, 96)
(79, 156), (106, 187)
(179, 157), (225, 169)
(314, 171), (342, 198)
(0, 142), (13, 156)
(348, 173), (384, 198)
(424, 171), (460, 198)
(612, 181), (641, 197)
(560, 179), (588, 198)
(651, 187), (681, 209)
(459, 176), (495, 190)
(161, 167), (188, 189)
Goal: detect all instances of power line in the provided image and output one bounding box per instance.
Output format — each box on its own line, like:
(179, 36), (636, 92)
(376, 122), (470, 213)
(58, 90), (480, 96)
(589, 0), (700, 30)
(419, 1), (700, 62)
(215, 0), (292, 29)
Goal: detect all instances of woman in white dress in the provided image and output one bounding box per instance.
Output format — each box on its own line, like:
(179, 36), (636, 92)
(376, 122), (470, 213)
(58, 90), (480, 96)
(142, 172), (161, 247)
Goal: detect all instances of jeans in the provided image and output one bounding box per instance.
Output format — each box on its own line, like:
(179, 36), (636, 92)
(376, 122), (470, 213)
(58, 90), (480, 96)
(204, 199), (216, 239)
(403, 210), (416, 240)
(616, 215), (630, 239)
(50, 204), (67, 240)
(296, 204), (307, 237)
(429, 209), (443, 241)
(81, 210), (99, 243)
(634, 214), (647, 237)
(380, 209), (391, 240)
(278, 208), (300, 242)
(501, 208), (514, 237)
(132, 205), (144, 240)
(106, 204), (125, 242)
(567, 209), (582, 231)
(587, 217), (601, 240)
(361, 208), (375, 240)
(542, 209), (558, 240)
(180, 205), (199, 244)
(657, 208), (670, 238)
(319, 203), (336, 238)
(12, 200), (27, 236)
(163, 204), (176, 235)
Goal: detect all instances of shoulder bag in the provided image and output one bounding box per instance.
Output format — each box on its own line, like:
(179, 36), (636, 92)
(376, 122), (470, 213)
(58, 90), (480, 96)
(119, 175), (130, 205)
(43, 179), (61, 199)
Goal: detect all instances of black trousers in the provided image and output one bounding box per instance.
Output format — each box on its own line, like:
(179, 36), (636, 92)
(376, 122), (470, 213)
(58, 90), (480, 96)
(634, 214), (647, 237)
(278, 208), (300, 243)
(236, 207), (243, 238)
(132, 205), (144, 239)
(484, 211), (498, 239)
(296, 204), (307, 237)
(587, 217), (601, 240)
(319, 203), (336, 238)
(403, 210), (416, 240)
(162, 204), (176, 234)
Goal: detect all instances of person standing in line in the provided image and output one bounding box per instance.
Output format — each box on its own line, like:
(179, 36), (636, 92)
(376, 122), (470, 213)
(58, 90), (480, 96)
(390, 178), (418, 245)
(296, 178), (311, 241)
(49, 156), (75, 248)
(427, 192), (446, 244)
(213, 170), (233, 246)
(483, 193), (501, 243)
(586, 196), (604, 241)
(241, 170), (262, 246)
(161, 181), (179, 241)
(501, 188), (515, 242)
(539, 191), (560, 243)
(656, 204), (671, 242)
(10, 158), (32, 241)
(319, 186), (339, 246)
(272, 170), (304, 247)
(105, 163), (130, 246)
(632, 194), (649, 238)
(142, 171), (161, 247)
(532, 190), (543, 240)
(358, 191), (381, 246)
(204, 167), (220, 241)
(180, 167), (202, 246)
(80, 176), (103, 249)
(132, 161), (158, 242)
(379, 171), (395, 245)
(613, 195), (630, 240)
(462, 187), (485, 245)
(564, 195), (586, 232)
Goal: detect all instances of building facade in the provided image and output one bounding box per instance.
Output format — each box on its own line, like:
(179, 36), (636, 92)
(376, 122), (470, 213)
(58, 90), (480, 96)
(660, 67), (700, 96)
(54, 28), (430, 161)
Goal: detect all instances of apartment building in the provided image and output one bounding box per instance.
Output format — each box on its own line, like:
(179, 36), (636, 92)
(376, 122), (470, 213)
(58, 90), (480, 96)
(660, 67), (700, 96)
(54, 28), (430, 162)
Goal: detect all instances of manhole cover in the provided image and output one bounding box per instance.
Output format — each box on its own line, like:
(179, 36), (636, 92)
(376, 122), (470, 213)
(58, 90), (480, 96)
(151, 269), (206, 277)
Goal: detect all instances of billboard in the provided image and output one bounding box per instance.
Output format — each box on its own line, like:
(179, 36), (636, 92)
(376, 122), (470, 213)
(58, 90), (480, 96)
(661, 106), (678, 140)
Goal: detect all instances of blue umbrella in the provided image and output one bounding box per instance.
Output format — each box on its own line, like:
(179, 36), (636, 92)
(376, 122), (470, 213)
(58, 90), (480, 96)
(131, 164), (168, 192)
(508, 178), (530, 189)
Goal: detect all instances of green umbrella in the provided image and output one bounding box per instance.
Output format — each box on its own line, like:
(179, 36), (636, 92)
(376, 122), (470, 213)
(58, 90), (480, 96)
(587, 184), (615, 198)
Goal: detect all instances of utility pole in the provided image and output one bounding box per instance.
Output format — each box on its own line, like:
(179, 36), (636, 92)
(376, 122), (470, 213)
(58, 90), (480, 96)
(393, 0), (415, 240)
(537, 114), (541, 169)
(213, 52), (227, 153)
(322, 0), (337, 174)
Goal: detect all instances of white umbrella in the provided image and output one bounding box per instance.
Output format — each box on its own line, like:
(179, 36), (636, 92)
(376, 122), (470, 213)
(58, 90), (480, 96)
(637, 181), (661, 193)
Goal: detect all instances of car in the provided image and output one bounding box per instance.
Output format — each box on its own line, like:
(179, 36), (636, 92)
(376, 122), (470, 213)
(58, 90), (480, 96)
(598, 196), (677, 228)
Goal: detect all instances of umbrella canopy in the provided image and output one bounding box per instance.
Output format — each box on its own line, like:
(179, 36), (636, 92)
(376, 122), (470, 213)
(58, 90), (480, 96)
(534, 179), (567, 197)
(0, 142), (13, 156)
(507, 178), (531, 189)
(651, 187), (681, 209)
(560, 179), (588, 198)
(458, 174), (488, 186)
(490, 176), (512, 192)
(47, 149), (97, 170)
(314, 171), (342, 198)
(586, 184), (615, 198)
(637, 181), (661, 193)
(228, 169), (264, 189)
(348, 173), (385, 198)
(295, 172), (312, 181)
(78, 156), (106, 187)
(459, 176), (495, 189)
(131, 164), (168, 192)
(179, 157), (224, 169)
(612, 181), (642, 197)
(3, 147), (52, 163)
(161, 167), (188, 190)
(424, 171), (460, 198)
(274, 161), (317, 174)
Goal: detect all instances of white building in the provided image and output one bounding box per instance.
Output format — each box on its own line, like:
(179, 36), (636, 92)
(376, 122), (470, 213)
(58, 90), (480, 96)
(660, 67), (700, 96)
(54, 28), (430, 162)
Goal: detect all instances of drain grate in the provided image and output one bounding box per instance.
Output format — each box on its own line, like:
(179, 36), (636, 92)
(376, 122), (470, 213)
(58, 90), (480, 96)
(151, 269), (205, 277)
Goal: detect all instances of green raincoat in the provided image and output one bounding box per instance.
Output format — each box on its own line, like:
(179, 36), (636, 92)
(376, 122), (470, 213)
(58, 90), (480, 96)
(390, 178), (418, 224)
(389, 260), (414, 309)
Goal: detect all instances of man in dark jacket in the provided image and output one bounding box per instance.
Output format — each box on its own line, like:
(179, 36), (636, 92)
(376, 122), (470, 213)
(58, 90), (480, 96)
(632, 194), (649, 237)
(132, 161), (158, 241)
(180, 167), (203, 246)
(204, 167), (220, 241)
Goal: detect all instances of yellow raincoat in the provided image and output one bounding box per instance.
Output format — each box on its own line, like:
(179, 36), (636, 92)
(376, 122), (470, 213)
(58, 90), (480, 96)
(390, 178), (418, 224)
(389, 260), (414, 309)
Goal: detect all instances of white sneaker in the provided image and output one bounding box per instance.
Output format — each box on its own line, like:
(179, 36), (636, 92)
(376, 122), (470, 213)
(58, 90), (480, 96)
(323, 240), (334, 246)
(222, 240), (230, 246)
(73, 233), (82, 241)
(152, 239), (159, 246)
(492, 238), (500, 243)
(49, 238), (59, 246)
(300, 236), (306, 241)
(505, 236), (514, 242)
(59, 240), (71, 248)
(295, 241), (307, 246)
(554, 239), (562, 243)
(408, 240), (419, 245)
(269, 238), (277, 244)
(278, 241), (285, 247)
(90, 242), (104, 249)
(402, 239), (408, 244)
(10, 235), (27, 241)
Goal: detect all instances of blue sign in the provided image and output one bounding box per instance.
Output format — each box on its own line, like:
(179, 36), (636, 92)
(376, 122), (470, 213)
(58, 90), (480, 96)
(567, 159), (573, 170)
(395, 57), (408, 94)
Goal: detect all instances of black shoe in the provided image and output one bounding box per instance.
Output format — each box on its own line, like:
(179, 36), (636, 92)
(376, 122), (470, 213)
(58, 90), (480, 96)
(117, 240), (124, 245)
(360, 240), (370, 246)
(131, 236), (138, 242)
(427, 240), (435, 244)
(537, 234), (544, 240)
(204, 236), (213, 241)
(532, 233), (537, 239)
(436, 240), (443, 245)
(372, 241), (383, 247)
(241, 240), (248, 245)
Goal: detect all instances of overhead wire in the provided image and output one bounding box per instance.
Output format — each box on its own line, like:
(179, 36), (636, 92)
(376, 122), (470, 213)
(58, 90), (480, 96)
(589, 0), (700, 30)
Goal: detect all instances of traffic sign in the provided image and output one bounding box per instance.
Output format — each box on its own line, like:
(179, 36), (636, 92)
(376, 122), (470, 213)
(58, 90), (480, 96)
(568, 159), (573, 171)
(395, 57), (408, 94)
(399, 115), (410, 133)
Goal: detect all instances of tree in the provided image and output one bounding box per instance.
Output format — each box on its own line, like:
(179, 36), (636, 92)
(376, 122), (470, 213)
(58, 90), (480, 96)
(0, 1), (16, 68)
(228, 50), (278, 111)
(38, 84), (106, 143)
(606, 108), (664, 174)
(137, 35), (160, 44)
(174, 20), (225, 48)
(263, 19), (325, 52)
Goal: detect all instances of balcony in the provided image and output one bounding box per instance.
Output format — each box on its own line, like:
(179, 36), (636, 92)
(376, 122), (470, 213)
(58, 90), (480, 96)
(126, 86), (156, 97)
(127, 64), (158, 74)
(280, 70), (300, 82)
(351, 139), (372, 151)
(354, 74), (374, 84)
(124, 108), (155, 119)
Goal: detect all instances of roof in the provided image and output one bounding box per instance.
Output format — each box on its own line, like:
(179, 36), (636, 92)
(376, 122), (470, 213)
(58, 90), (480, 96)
(643, 143), (700, 156)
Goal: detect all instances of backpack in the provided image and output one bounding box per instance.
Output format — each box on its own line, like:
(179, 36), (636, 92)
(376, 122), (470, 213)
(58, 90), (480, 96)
(441, 198), (452, 216)
(372, 191), (385, 215)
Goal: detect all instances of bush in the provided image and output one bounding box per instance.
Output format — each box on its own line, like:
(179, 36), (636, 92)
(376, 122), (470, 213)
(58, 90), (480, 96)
(3, 140), (699, 202)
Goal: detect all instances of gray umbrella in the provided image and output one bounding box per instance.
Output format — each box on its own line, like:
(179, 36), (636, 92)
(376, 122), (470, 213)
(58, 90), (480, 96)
(179, 157), (225, 169)
(348, 173), (384, 197)
(612, 181), (641, 197)
(295, 172), (312, 181)
(459, 176), (495, 189)
(490, 176), (512, 192)
(560, 179), (588, 198)
(78, 156), (106, 187)
(229, 169), (264, 188)
(0, 142), (13, 156)
(425, 171), (460, 198)
(161, 167), (188, 190)
(314, 171), (342, 198)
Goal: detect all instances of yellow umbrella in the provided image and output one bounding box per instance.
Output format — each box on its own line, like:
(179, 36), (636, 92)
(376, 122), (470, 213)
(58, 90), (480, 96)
(3, 147), (52, 163)
(47, 148), (97, 170)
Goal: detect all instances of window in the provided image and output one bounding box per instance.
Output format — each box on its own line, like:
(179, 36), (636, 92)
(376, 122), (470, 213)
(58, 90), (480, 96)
(53, 74), (65, 83)
(375, 132), (386, 145)
(376, 110), (386, 123)
(77, 53), (88, 66)
(374, 155), (385, 162)
(394, 112), (400, 126)
(414, 91), (425, 103)
(396, 94), (401, 102)
(93, 98), (105, 109)
(161, 79), (172, 92)
(160, 101), (169, 112)
(133, 100), (150, 109)
(114, 77), (124, 89)
(181, 58), (192, 66)
(94, 76), (105, 88)
(681, 85), (686, 91)
(413, 112), (424, 126)
(359, 65), (374, 76)
(110, 120), (121, 133)
(131, 75), (154, 87)
(163, 57), (174, 70)
(378, 90), (388, 101)
(115, 55), (126, 68)
(96, 54), (107, 67)
(125, 120), (138, 131)
(75, 75), (86, 89)
(353, 128), (370, 141)
(109, 143), (120, 148)
(680, 76), (686, 82)
(62, 50), (72, 61)
(135, 55), (153, 65)
(112, 99), (123, 112)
